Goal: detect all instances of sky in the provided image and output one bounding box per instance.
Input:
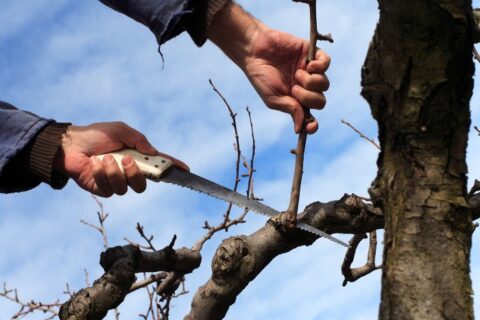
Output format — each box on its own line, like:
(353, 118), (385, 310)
(0, 1), (479, 319)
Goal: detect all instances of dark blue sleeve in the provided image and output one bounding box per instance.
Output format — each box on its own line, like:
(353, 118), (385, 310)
(0, 101), (51, 177)
(99, 0), (198, 45)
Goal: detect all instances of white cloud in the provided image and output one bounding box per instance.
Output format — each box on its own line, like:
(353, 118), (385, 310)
(0, 0), (68, 41)
(0, 1), (479, 319)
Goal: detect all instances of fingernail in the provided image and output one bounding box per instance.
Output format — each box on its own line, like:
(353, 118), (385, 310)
(122, 155), (134, 167)
(104, 154), (114, 163)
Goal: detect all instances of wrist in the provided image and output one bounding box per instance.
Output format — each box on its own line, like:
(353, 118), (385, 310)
(52, 125), (73, 175)
(208, 1), (266, 69)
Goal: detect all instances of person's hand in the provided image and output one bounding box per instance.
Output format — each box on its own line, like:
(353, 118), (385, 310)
(53, 122), (188, 197)
(243, 28), (330, 134)
(208, 2), (330, 134)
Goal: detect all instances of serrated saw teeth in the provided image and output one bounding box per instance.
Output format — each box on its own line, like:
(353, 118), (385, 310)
(161, 167), (348, 247)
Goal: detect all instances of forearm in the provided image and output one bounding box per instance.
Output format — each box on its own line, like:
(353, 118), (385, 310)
(0, 102), (69, 193)
(207, 2), (265, 69)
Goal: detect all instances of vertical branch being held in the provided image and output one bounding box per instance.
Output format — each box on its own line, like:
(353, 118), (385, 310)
(286, 0), (330, 224)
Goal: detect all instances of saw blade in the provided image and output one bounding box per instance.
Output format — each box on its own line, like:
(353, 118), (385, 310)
(161, 167), (348, 247)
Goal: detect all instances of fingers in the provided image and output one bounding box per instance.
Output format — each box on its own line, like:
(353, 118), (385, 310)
(89, 155), (148, 197)
(288, 49), (329, 134)
(90, 156), (114, 197)
(269, 96), (319, 134)
(103, 155), (128, 195)
(308, 49), (331, 73)
(295, 69), (329, 92)
(122, 155), (147, 193)
(292, 84), (326, 109)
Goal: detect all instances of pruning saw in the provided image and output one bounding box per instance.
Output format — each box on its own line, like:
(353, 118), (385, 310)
(98, 149), (348, 247)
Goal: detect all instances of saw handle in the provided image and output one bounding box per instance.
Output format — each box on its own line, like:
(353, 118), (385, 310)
(96, 149), (173, 182)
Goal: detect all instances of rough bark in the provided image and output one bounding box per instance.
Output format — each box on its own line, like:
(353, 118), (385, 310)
(59, 245), (201, 320)
(185, 194), (383, 320)
(361, 1), (475, 319)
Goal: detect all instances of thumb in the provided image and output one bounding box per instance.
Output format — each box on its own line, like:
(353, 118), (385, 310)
(116, 124), (190, 171)
(113, 123), (157, 155)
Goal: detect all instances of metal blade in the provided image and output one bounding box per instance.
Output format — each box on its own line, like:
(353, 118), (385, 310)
(161, 168), (348, 247)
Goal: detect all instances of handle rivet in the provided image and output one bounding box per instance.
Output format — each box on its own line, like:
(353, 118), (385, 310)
(144, 156), (150, 160)
(154, 165), (159, 168)
(161, 160), (166, 163)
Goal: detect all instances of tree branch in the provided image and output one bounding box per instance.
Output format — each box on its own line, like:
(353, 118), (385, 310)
(185, 194), (382, 320)
(341, 119), (381, 150)
(59, 244), (201, 320)
(1, 282), (60, 319)
(341, 231), (381, 286)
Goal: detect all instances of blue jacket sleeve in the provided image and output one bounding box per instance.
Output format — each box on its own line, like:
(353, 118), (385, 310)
(99, 0), (198, 46)
(0, 101), (52, 175)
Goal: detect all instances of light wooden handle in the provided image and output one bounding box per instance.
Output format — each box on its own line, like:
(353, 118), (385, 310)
(96, 149), (173, 181)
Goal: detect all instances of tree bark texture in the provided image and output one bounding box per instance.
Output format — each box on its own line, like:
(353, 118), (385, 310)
(59, 245), (201, 320)
(361, 1), (474, 319)
(185, 194), (384, 320)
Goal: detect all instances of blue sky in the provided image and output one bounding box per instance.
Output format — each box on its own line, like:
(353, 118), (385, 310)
(0, 1), (479, 319)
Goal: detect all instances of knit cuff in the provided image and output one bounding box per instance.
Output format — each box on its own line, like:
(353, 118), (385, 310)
(184, 0), (231, 46)
(28, 122), (70, 189)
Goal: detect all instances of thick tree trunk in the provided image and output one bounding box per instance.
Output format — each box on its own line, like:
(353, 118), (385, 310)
(361, 1), (475, 319)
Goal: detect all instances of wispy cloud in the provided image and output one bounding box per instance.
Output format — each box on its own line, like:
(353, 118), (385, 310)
(1, 0), (479, 319)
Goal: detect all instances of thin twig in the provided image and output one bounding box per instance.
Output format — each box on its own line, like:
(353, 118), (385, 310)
(209, 79), (242, 228)
(475, 126), (480, 135)
(192, 209), (248, 252)
(474, 46), (480, 63)
(84, 268), (90, 288)
(123, 237), (154, 250)
(130, 273), (168, 293)
(191, 93), (259, 252)
(245, 106), (257, 199)
(341, 231), (381, 286)
(1, 283), (61, 319)
(136, 223), (157, 251)
(80, 196), (109, 249)
(341, 119), (381, 150)
(469, 179), (480, 197)
(63, 283), (74, 298)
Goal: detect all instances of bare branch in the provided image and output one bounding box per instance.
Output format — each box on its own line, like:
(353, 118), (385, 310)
(469, 179), (480, 197)
(342, 231), (381, 286)
(84, 269), (90, 288)
(192, 209), (248, 252)
(473, 46), (480, 63)
(186, 194), (383, 320)
(190, 84), (260, 253)
(475, 125), (480, 135)
(209, 79), (243, 228)
(341, 119), (381, 150)
(130, 272), (167, 293)
(245, 106), (257, 199)
(59, 242), (200, 319)
(136, 223), (157, 251)
(1, 283), (61, 319)
(80, 196), (109, 249)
